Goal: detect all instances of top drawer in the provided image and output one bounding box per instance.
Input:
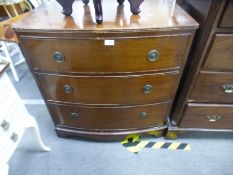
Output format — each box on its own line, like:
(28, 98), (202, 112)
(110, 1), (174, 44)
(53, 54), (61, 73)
(203, 34), (233, 72)
(219, 0), (233, 28)
(20, 35), (189, 73)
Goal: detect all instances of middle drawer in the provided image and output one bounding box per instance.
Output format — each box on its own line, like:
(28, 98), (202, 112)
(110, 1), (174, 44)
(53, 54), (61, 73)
(189, 72), (233, 103)
(37, 71), (179, 105)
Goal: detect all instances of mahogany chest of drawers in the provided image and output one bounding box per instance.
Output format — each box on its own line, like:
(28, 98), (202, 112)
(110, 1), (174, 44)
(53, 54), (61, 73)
(13, 0), (198, 140)
(168, 0), (233, 137)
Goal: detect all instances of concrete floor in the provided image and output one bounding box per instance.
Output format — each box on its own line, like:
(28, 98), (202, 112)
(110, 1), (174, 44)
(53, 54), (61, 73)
(6, 62), (233, 175)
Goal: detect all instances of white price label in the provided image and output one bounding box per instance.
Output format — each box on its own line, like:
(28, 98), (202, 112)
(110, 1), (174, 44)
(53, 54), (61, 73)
(104, 40), (115, 46)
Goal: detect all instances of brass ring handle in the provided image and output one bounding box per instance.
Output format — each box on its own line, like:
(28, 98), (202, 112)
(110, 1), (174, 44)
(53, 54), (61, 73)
(143, 84), (153, 94)
(70, 112), (80, 119)
(206, 115), (222, 122)
(10, 133), (18, 142)
(221, 84), (233, 93)
(147, 50), (159, 62)
(63, 85), (73, 94)
(139, 112), (148, 119)
(1, 120), (10, 131)
(54, 51), (65, 63)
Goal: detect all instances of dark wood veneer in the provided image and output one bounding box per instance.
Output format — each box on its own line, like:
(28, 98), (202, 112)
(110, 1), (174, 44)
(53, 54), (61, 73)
(13, 1), (198, 31)
(56, 0), (144, 24)
(203, 34), (233, 72)
(219, 0), (233, 28)
(180, 103), (233, 129)
(48, 102), (170, 130)
(37, 72), (179, 105)
(189, 72), (233, 103)
(20, 36), (188, 73)
(55, 125), (167, 141)
(13, 0), (198, 140)
(168, 0), (233, 138)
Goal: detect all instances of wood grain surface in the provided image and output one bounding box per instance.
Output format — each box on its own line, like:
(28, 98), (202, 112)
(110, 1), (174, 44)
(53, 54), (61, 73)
(0, 13), (27, 42)
(38, 71), (179, 105)
(20, 35), (189, 73)
(219, 0), (233, 28)
(180, 103), (233, 129)
(13, 0), (198, 31)
(203, 34), (233, 72)
(48, 102), (170, 130)
(189, 72), (233, 103)
(12, 0), (198, 139)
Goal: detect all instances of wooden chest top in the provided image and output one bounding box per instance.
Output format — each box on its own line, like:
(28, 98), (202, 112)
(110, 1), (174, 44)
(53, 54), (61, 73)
(13, 0), (198, 32)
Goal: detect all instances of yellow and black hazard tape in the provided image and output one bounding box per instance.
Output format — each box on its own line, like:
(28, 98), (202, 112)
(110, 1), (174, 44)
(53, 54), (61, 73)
(121, 134), (191, 153)
(122, 140), (191, 153)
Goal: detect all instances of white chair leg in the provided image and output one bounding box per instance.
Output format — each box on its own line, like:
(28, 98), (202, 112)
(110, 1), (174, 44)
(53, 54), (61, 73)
(13, 44), (25, 65)
(25, 116), (51, 152)
(5, 43), (25, 66)
(14, 59), (25, 66)
(0, 41), (19, 82)
(170, 0), (176, 17)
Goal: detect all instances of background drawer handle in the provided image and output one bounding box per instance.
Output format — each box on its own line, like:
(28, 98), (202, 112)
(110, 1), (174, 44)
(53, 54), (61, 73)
(139, 112), (148, 119)
(222, 84), (233, 93)
(1, 120), (10, 131)
(63, 85), (73, 94)
(143, 84), (153, 94)
(54, 51), (65, 63)
(206, 115), (222, 122)
(147, 50), (159, 62)
(10, 133), (18, 142)
(70, 112), (80, 119)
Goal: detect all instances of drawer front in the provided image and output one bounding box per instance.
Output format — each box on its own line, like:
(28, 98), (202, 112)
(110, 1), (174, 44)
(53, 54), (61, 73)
(38, 72), (179, 105)
(219, 0), (233, 28)
(203, 34), (233, 72)
(48, 102), (170, 129)
(0, 116), (24, 154)
(179, 103), (233, 129)
(0, 96), (27, 136)
(189, 72), (233, 103)
(21, 36), (188, 73)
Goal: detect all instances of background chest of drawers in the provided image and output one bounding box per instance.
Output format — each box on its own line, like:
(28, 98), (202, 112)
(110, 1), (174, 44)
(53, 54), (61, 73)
(13, 0), (198, 140)
(168, 0), (233, 136)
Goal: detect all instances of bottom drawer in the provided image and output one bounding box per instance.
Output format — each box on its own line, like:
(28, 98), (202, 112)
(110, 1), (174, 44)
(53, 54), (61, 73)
(179, 103), (233, 129)
(48, 102), (171, 130)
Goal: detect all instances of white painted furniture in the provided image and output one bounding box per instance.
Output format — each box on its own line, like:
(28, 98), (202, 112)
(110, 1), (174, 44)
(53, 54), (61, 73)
(0, 61), (50, 175)
(0, 41), (25, 82)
